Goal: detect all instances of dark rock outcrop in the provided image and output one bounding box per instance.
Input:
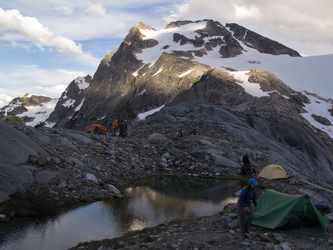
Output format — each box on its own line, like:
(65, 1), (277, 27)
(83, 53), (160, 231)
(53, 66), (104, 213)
(47, 75), (92, 128)
(226, 23), (301, 57)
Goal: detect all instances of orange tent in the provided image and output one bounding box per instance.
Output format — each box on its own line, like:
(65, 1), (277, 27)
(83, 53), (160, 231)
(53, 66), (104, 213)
(85, 124), (107, 135)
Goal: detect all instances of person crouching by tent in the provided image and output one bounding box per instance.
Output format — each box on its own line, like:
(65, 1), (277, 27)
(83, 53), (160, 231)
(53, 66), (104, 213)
(237, 178), (259, 238)
(240, 153), (257, 176)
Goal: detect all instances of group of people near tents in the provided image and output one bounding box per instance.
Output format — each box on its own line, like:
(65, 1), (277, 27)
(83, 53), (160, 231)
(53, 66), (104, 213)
(106, 119), (128, 138)
(85, 119), (128, 138)
(237, 153), (330, 239)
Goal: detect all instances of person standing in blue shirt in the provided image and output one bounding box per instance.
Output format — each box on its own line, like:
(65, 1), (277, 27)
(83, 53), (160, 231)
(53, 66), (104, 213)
(237, 178), (259, 238)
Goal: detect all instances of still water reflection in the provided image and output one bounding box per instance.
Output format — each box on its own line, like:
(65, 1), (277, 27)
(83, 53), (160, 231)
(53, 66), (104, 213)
(0, 178), (240, 250)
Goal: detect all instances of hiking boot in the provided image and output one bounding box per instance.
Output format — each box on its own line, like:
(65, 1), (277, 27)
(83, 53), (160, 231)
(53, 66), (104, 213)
(242, 234), (248, 239)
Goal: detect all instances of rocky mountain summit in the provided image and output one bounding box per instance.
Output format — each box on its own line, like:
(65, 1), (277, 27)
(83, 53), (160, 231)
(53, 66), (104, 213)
(46, 19), (302, 130)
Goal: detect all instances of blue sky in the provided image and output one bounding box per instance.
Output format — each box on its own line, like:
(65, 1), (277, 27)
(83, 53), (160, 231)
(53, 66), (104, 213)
(1, 0), (333, 107)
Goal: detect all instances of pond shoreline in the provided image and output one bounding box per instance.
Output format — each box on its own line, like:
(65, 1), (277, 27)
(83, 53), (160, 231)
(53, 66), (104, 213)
(0, 178), (241, 250)
(70, 178), (333, 250)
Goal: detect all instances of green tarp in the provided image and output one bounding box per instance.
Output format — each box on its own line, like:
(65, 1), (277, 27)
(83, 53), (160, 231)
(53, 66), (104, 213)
(252, 189), (329, 230)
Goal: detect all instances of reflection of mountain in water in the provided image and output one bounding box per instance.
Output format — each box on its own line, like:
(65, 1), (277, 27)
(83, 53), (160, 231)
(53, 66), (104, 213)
(110, 178), (241, 232)
(0, 178), (241, 249)
(149, 178), (241, 201)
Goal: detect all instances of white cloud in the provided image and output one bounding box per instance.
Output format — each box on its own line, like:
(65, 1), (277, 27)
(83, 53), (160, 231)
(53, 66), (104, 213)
(0, 93), (17, 108)
(84, 4), (107, 18)
(34, 84), (68, 95)
(74, 53), (101, 68)
(0, 8), (82, 55)
(11, 40), (31, 51)
(40, 10), (130, 41)
(0, 65), (87, 98)
(53, 6), (74, 16)
(234, 4), (260, 20)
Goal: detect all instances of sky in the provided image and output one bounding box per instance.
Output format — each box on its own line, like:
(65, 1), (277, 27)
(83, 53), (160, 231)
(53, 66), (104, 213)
(1, 0), (333, 107)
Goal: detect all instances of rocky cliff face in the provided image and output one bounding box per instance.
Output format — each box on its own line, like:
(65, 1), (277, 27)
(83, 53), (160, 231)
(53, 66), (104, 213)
(47, 75), (92, 128)
(48, 19), (302, 130)
(225, 23), (301, 57)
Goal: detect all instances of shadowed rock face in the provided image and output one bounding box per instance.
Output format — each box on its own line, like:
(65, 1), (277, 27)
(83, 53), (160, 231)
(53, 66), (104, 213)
(226, 23), (301, 57)
(0, 121), (51, 202)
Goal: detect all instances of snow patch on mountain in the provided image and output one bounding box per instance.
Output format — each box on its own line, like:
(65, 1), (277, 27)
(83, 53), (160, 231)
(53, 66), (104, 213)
(231, 71), (270, 98)
(138, 22), (207, 67)
(2, 100), (21, 116)
(62, 99), (76, 108)
(302, 95), (333, 137)
(75, 76), (90, 91)
(17, 98), (58, 127)
(153, 68), (163, 76)
(179, 69), (194, 78)
(138, 105), (165, 120)
(75, 98), (85, 112)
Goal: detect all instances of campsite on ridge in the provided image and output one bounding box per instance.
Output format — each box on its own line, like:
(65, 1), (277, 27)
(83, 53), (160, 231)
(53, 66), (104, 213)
(0, 18), (333, 249)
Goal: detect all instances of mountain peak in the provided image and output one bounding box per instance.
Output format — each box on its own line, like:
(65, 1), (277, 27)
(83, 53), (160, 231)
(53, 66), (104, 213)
(136, 22), (155, 31)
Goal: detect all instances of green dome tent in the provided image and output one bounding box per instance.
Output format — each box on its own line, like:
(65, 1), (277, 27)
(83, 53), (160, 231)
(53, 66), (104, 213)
(252, 189), (329, 230)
